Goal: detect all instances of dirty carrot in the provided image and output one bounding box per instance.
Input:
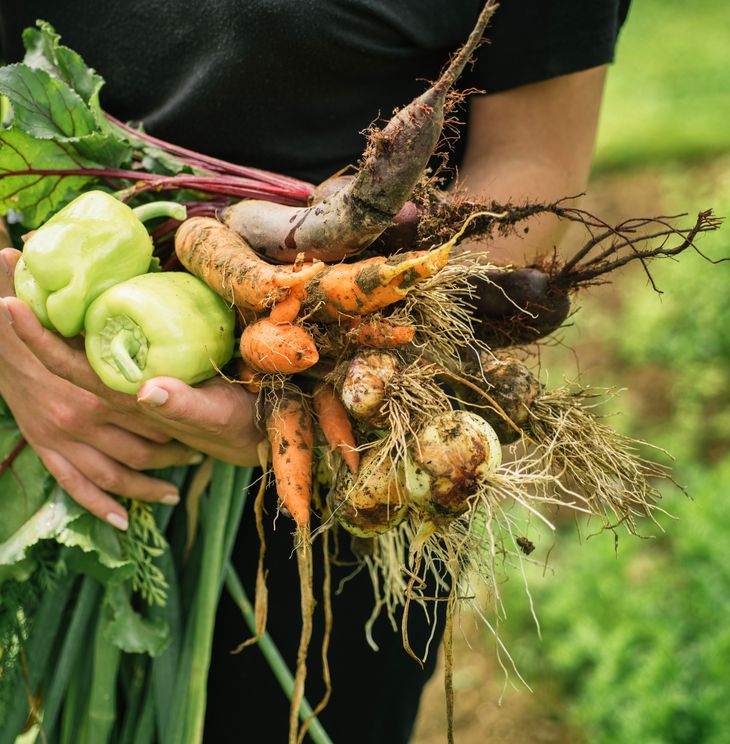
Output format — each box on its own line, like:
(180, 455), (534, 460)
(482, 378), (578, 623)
(240, 318), (319, 374)
(312, 382), (360, 474)
(265, 391), (315, 527)
(303, 244), (451, 322)
(345, 317), (416, 348)
(175, 217), (323, 313)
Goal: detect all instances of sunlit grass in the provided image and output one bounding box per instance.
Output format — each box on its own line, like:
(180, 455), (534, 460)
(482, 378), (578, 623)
(595, 0), (730, 169)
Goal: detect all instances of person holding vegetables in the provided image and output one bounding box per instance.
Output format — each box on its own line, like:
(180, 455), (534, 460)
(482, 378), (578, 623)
(0, 1), (630, 741)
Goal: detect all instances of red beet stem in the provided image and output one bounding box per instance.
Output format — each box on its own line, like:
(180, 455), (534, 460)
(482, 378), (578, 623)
(0, 437), (27, 477)
(104, 114), (314, 196)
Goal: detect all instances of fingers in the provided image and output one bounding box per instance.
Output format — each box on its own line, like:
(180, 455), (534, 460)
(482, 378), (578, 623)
(137, 377), (263, 465)
(4, 297), (117, 396)
(68, 441), (181, 506)
(137, 376), (254, 436)
(0, 248), (21, 297)
(39, 448), (131, 530)
(96, 423), (203, 469)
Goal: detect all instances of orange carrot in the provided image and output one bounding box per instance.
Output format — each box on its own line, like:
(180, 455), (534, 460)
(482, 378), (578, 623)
(302, 244), (450, 322)
(269, 285), (305, 324)
(312, 382), (360, 474)
(175, 217), (324, 313)
(345, 317), (416, 348)
(240, 317), (319, 374)
(237, 362), (264, 393)
(266, 391), (314, 527)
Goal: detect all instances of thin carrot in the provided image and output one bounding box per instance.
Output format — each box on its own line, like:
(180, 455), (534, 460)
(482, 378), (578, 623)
(303, 244), (451, 322)
(269, 285), (305, 324)
(240, 318), (319, 374)
(175, 217), (324, 313)
(345, 317), (415, 348)
(237, 362), (265, 393)
(312, 382), (360, 474)
(265, 390), (317, 744)
(265, 390), (314, 527)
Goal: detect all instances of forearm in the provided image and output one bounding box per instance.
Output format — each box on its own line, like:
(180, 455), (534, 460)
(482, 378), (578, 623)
(456, 66), (607, 265)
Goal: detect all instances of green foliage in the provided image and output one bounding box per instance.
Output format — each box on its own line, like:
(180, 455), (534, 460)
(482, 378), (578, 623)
(119, 500), (169, 607)
(504, 461), (730, 744)
(596, 0), (730, 169)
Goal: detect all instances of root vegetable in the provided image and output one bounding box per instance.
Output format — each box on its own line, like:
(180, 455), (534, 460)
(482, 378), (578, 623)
(309, 174), (421, 252)
(221, 1), (498, 263)
(406, 410), (502, 517)
(302, 244), (450, 322)
(330, 449), (408, 538)
(472, 355), (541, 443)
(265, 390), (314, 527)
(345, 317), (415, 349)
(340, 350), (399, 427)
(174, 217), (323, 313)
(469, 268), (571, 346)
(240, 317), (319, 374)
(312, 383), (360, 474)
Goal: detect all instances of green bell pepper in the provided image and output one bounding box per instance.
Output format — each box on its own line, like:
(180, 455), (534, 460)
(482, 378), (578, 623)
(15, 190), (186, 337)
(84, 272), (236, 394)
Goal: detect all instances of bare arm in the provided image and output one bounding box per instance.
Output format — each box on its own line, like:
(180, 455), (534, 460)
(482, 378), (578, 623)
(457, 65), (608, 264)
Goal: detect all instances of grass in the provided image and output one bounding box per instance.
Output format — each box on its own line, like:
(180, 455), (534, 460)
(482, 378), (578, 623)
(594, 0), (730, 170)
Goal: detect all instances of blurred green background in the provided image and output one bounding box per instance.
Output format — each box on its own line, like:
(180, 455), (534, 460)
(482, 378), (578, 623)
(496, 1), (730, 742)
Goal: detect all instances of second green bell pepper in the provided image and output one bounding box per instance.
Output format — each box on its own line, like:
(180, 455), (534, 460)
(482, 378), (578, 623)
(84, 272), (236, 394)
(15, 190), (186, 337)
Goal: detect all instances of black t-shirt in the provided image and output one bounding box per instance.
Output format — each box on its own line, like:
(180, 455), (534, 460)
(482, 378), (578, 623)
(1, 0), (630, 183)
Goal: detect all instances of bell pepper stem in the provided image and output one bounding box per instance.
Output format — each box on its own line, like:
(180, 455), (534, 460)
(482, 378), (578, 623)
(132, 201), (187, 223)
(110, 329), (144, 382)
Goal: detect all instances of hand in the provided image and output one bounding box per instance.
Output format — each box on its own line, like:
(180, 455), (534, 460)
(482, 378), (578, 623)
(1, 248), (263, 517)
(0, 248), (202, 529)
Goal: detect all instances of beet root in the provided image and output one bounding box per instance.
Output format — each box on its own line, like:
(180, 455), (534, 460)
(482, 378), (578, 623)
(469, 268), (571, 347)
(222, 1), (498, 264)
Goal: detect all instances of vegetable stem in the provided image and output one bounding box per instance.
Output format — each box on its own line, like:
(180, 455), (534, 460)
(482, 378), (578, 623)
(224, 566), (334, 744)
(132, 201), (188, 223)
(34, 577), (101, 742)
(180, 461), (236, 743)
(109, 329), (144, 382)
(78, 597), (123, 744)
(0, 572), (74, 744)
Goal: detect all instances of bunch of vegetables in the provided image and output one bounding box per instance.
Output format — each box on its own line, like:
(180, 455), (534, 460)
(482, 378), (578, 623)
(0, 4), (725, 744)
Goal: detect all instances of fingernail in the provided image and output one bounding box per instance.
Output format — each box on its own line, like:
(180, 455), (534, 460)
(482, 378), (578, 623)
(160, 493), (180, 506)
(106, 512), (129, 531)
(138, 386), (169, 407)
(189, 452), (205, 465)
(0, 255), (10, 276)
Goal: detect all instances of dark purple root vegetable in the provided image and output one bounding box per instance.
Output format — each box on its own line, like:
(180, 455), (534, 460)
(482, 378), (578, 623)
(469, 268), (572, 347)
(221, 1), (499, 263)
(451, 204), (723, 347)
(310, 174), (422, 252)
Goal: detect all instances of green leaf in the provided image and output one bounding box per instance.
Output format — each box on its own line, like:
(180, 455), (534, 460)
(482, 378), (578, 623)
(0, 489), (83, 570)
(0, 127), (95, 226)
(103, 583), (171, 657)
(0, 63), (97, 139)
(22, 21), (104, 109)
(0, 423), (53, 543)
(0, 487), (135, 588)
